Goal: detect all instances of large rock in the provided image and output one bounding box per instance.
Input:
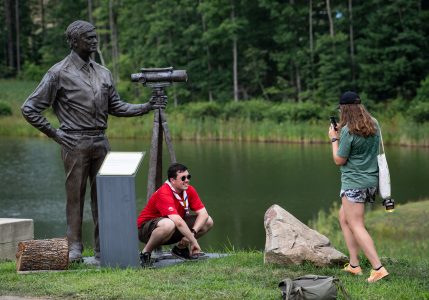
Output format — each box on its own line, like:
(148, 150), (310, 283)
(264, 204), (347, 267)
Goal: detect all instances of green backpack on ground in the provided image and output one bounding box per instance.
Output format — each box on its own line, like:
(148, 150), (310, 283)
(278, 275), (351, 300)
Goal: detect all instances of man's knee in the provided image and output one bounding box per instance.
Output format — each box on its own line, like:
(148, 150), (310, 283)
(200, 216), (214, 233)
(156, 218), (176, 235)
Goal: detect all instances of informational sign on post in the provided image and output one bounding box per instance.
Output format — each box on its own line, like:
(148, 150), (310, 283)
(97, 151), (145, 268)
(98, 152), (144, 176)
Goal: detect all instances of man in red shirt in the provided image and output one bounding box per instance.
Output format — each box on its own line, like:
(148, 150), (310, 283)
(137, 163), (214, 266)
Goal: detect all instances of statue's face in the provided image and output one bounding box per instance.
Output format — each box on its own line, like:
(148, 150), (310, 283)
(74, 29), (97, 55)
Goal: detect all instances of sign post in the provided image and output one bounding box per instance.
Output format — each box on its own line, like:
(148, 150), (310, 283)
(96, 152), (144, 268)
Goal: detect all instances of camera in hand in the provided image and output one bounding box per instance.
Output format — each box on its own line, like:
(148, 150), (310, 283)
(382, 198), (395, 212)
(330, 116), (338, 131)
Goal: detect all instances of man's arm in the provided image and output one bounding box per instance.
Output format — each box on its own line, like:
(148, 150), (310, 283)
(190, 208), (209, 234)
(167, 214), (201, 254)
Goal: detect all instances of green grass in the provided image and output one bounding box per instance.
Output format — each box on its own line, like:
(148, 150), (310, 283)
(1, 201), (428, 299)
(3, 79), (429, 145)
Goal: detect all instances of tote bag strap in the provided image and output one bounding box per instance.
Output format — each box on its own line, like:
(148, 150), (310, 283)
(378, 123), (385, 155)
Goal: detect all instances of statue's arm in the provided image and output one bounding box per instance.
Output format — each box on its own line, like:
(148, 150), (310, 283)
(21, 72), (58, 138)
(107, 72), (166, 116)
(107, 86), (153, 117)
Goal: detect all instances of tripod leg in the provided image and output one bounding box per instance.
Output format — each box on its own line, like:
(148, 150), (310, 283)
(146, 109), (161, 201)
(156, 110), (163, 189)
(160, 109), (176, 163)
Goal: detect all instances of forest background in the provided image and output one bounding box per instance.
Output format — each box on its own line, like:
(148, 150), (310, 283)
(2, 0), (429, 144)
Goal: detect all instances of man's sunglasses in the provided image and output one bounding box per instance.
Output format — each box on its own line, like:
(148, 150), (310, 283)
(179, 174), (192, 181)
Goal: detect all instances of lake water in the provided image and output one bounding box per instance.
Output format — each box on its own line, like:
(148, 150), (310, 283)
(0, 136), (428, 251)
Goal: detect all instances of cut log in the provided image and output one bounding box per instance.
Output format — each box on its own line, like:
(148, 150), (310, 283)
(16, 238), (69, 272)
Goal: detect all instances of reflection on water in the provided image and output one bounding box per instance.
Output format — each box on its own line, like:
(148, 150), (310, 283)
(0, 136), (428, 251)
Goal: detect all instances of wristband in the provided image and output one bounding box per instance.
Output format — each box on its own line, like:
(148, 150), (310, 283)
(331, 137), (338, 143)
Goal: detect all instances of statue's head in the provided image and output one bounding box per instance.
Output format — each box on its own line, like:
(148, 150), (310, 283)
(65, 20), (96, 50)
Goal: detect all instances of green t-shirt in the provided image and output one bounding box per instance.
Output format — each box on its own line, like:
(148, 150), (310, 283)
(337, 124), (379, 190)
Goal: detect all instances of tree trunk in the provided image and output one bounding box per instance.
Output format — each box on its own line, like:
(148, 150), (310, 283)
(231, 0), (239, 101)
(40, 0), (45, 38)
(109, 0), (119, 83)
(16, 238), (69, 272)
(87, 0), (105, 65)
(295, 64), (301, 102)
(4, 0), (15, 70)
(308, 0), (314, 90)
(87, 0), (97, 62)
(199, 0), (213, 102)
(326, 0), (335, 37)
(88, 0), (93, 23)
(348, 0), (355, 82)
(15, 0), (21, 74)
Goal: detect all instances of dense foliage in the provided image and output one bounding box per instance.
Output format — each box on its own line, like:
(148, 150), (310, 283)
(2, 0), (429, 110)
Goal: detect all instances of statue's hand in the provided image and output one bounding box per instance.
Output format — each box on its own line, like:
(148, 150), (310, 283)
(149, 95), (168, 110)
(53, 129), (78, 151)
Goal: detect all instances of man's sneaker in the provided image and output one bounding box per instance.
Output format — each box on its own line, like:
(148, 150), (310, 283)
(171, 246), (198, 260)
(343, 263), (363, 276)
(367, 267), (389, 283)
(171, 246), (190, 259)
(140, 251), (153, 268)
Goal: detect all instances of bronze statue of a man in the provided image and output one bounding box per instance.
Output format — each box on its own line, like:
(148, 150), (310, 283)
(21, 20), (165, 262)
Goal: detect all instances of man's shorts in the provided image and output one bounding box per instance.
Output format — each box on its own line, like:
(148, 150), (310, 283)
(340, 187), (377, 203)
(138, 214), (197, 245)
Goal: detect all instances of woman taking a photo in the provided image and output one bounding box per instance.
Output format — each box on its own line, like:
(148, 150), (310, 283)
(328, 91), (389, 283)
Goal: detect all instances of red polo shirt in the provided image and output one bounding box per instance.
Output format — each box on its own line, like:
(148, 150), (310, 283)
(137, 183), (205, 228)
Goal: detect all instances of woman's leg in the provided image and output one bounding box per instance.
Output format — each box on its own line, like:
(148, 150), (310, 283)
(341, 197), (382, 269)
(339, 204), (361, 266)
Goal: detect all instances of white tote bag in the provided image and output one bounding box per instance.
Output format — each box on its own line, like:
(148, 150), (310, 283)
(377, 129), (391, 199)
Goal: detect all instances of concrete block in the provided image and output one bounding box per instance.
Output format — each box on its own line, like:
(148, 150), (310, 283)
(0, 218), (34, 260)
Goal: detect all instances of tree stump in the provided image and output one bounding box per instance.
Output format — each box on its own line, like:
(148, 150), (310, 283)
(16, 238), (69, 272)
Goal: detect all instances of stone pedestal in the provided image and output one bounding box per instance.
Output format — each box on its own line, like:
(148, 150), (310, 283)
(0, 218), (34, 260)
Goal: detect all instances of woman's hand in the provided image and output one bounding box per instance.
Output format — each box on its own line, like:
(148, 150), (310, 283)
(328, 125), (339, 140)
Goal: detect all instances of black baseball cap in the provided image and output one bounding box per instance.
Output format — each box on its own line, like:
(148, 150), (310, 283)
(339, 91), (361, 105)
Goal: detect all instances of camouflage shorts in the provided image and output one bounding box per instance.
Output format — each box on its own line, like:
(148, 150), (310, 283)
(340, 187), (377, 203)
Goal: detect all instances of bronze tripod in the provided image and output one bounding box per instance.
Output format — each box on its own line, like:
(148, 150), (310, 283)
(131, 67), (187, 200)
(146, 105), (176, 200)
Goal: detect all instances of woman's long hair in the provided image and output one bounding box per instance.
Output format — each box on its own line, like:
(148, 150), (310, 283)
(338, 104), (377, 137)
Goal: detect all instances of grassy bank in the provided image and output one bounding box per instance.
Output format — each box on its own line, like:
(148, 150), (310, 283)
(1, 200), (428, 299)
(2, 79), (429, 146)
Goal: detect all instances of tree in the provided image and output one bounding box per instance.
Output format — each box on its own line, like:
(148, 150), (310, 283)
(314, 33), (351, 103)
(348, 0), (355, 82)
(4, 0), (15, 73)
(357, 1), (429, 101)
(15, 0), (20, 73)
(199, 0), (247, 101)
(259, 0), (311, 101)
(108, 0), (119, 82)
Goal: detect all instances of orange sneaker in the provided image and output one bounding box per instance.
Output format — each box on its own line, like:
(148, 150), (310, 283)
(343, 263), (363, 275)
(367, 267), (389, 283)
